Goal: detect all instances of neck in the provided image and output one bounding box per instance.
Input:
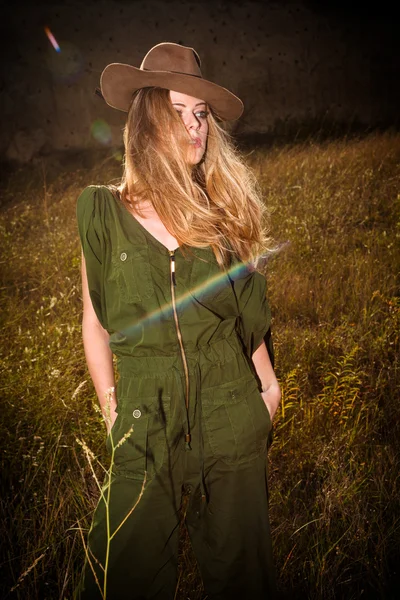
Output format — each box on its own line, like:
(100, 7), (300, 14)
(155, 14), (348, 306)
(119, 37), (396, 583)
(127, 194), (157, 217)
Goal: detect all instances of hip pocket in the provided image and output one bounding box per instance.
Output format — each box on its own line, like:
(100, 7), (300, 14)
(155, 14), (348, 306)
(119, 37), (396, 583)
(202, 375), (271, 465)
(106, 395), (171, 480)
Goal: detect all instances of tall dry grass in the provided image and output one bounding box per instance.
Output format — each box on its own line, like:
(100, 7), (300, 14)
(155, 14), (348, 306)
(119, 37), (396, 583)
(0, 133), (399, 599)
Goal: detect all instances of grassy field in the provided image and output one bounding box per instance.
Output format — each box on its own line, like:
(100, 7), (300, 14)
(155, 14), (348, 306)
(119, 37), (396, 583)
(0, 132), (399, 599)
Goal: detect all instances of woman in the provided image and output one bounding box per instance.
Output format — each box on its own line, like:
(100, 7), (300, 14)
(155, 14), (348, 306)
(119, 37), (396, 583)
(76, 42), (281, 600)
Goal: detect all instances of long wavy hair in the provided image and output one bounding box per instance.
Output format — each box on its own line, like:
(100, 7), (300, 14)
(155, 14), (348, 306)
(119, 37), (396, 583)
(112, 87), (270, 269)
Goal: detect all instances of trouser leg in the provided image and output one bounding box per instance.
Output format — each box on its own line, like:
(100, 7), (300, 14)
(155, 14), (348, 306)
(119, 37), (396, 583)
(182, 345), (277, 599)
(75, 473), (181, 600)
(74, 366), (187, 600)
(75, 469), (182, 599)
(186, 457), (277, 600)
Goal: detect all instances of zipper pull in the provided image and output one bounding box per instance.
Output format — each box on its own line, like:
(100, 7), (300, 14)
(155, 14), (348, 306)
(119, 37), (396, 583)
(169, 250), (177, 287)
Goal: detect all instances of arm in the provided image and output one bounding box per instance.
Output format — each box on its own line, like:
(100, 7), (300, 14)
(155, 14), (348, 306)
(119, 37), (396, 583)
(81, 251), (117, 433)
(252, 340), (281, 421)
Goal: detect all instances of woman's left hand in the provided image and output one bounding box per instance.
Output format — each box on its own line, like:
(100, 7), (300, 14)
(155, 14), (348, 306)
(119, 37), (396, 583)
(251, 340), (281, 422)
(260, 384), (281, 422)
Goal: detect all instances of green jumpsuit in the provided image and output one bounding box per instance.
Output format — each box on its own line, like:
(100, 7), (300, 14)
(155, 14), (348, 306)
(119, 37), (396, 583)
(75, 185), (276, 599)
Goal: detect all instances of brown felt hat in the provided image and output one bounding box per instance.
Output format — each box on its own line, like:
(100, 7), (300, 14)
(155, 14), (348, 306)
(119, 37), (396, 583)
(99, 42), (244, 121)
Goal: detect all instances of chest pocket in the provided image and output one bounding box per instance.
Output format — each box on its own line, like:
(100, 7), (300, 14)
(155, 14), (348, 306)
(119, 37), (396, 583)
(111, 244), (154, 303)
(189, 247), (233, 304)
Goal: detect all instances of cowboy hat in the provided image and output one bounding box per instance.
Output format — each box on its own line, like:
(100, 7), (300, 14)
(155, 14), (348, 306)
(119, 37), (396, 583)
(98, 42), (244, 121)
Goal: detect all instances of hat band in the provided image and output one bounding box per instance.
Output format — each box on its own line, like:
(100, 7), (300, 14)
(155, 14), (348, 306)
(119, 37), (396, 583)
(142, 67), (202, 79)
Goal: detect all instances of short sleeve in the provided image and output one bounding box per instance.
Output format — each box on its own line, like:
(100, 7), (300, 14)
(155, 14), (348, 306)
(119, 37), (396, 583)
(76, 185), (106, 328)
(230, 262), (275, 367)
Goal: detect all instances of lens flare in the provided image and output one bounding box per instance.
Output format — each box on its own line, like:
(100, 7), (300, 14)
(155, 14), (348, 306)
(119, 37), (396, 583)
(44, 31), (84, 84)
(119, 260), (251, 340)
(44, 26), (60, 52)
(112, 148), (124, 162)
(91, 119), (112, 146)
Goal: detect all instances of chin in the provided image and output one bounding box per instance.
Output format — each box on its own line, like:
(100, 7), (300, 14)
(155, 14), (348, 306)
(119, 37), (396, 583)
(187, 150), (205, 166)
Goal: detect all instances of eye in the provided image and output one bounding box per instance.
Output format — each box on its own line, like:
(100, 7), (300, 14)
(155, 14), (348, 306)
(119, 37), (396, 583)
(174, 108), (209, 120)
(195, 110), (209, 119)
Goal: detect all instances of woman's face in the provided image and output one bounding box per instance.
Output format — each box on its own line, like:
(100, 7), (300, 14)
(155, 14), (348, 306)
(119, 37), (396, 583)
(169, 90), (209, 165)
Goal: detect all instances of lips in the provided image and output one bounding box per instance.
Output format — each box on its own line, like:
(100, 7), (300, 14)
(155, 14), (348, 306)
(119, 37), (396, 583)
(190, 138), (202, 148)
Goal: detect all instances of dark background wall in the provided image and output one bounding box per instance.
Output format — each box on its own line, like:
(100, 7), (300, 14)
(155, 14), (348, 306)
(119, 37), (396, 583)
(1, 0), (399, 163)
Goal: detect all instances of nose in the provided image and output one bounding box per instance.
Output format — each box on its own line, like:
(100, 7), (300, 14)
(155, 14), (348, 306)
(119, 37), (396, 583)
(183, 112), (201, 131)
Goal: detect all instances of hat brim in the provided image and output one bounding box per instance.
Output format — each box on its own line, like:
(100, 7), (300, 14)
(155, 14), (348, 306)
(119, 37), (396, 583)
(100, 63), (244, 121)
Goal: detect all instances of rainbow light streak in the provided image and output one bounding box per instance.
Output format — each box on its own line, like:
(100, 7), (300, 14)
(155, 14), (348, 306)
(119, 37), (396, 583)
(119, 259), (251, 339)
(44, 26), (60, 52)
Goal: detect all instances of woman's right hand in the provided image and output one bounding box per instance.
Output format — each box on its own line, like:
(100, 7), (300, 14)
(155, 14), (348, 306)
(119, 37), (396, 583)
(103, 390), (118, 435)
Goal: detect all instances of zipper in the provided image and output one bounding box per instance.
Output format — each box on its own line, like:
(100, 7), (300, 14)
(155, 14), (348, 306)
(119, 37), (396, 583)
(169, 250), (191, 446)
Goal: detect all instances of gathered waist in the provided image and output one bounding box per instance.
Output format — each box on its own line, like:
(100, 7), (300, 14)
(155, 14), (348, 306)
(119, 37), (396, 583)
(114, 331), (259, 424)
(116, 332), (245, 379)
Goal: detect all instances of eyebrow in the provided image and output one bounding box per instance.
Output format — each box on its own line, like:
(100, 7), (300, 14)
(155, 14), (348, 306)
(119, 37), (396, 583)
(172, 102), (207, 108)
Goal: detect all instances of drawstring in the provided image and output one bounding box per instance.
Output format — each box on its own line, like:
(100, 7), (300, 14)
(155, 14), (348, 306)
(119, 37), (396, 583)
(195, 362), (207, 508)
(173, 361), (207, 509)
(172, 366), (192, 451)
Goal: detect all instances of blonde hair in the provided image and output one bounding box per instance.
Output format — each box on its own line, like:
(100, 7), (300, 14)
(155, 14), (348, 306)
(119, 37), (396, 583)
(113, 87), (270, 269)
